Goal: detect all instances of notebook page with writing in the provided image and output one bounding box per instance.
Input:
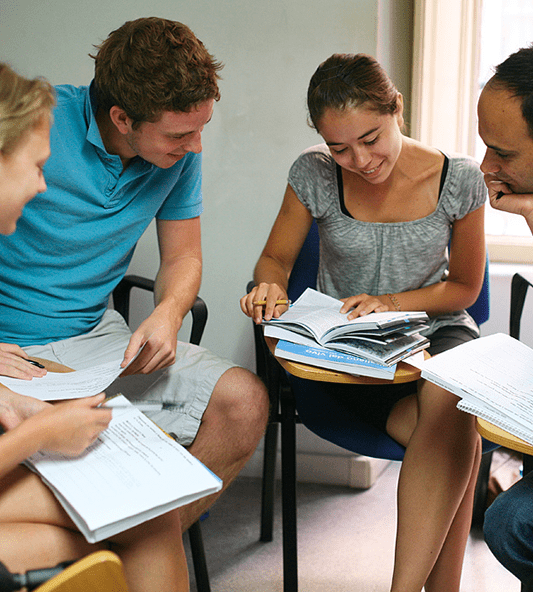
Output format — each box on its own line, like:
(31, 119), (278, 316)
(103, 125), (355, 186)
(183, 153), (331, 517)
(421, 333), (533, 444)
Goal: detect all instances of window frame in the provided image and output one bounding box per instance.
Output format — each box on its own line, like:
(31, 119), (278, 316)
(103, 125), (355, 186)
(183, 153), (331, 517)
(411, 0), (533, 263)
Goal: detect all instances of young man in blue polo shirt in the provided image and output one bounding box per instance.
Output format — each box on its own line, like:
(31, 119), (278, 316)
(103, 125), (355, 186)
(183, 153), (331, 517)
(0, 17), (268, 537)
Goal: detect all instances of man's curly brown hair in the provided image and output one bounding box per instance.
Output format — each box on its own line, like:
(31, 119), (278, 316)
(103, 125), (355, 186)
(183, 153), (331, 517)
(91, 17), (223, 127)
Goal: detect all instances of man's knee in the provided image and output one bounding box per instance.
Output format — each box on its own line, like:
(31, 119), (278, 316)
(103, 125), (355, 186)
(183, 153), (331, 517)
(207, 367), (269, 435)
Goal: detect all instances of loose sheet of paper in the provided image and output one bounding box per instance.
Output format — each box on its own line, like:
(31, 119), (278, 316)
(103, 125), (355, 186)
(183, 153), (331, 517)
(0, 359), (124, 400)
(401, 351), (426, 369)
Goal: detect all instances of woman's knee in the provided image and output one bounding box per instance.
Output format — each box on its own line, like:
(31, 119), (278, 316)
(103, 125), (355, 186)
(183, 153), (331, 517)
(418, 381), (477, 435)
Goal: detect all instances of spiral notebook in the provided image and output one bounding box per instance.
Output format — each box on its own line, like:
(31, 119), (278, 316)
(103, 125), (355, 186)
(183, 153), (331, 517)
(419, 333), (533, 446)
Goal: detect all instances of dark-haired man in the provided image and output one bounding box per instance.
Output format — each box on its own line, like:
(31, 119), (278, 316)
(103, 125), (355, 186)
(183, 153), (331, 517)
(478, 44), (533, 591)
(0, 17), (268, 535)
(478, 45), (533, 228)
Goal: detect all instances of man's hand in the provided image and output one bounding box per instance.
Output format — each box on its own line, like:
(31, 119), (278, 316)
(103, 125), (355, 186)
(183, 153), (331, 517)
(0, 343), (47, 380)
(484, 173), (533, 223)
(120, 306), (181, 376)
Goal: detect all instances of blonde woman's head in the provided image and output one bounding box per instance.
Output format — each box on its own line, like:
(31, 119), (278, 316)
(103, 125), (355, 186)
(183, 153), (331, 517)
(0, 62), (54, 155)
(0, 63), (54, 234)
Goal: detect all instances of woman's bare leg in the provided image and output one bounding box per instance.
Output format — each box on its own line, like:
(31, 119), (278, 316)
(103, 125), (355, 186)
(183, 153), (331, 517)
(386, 381), (480, 592)
(0, 466), (189, 592)
(109, 510), (189, 592)
(424, 439), (481, 591)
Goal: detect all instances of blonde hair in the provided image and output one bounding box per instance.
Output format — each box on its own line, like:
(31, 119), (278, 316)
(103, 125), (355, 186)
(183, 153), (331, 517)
(0, 62), (55, 155)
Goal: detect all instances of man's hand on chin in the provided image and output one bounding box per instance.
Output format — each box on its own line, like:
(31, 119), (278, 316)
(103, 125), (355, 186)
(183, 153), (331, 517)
(484, 174), (533, 226)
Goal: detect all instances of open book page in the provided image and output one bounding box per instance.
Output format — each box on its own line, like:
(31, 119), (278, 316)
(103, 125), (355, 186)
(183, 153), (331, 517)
(263, 288), (428, 344)
(263, 288), (359, 342)
(25, 396), (222, 543)
(264, 324), (323, 345)
(0, 359), (125, 401)
(420, 333), (533, 444)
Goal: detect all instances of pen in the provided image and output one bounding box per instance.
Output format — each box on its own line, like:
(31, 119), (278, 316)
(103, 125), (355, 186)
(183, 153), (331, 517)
(133, 402), (180, 411)
(253, 299), (291, 306)
(496, 191), (504, 200)
(27, 359), (45, 369)
(102, 396), (178, 412)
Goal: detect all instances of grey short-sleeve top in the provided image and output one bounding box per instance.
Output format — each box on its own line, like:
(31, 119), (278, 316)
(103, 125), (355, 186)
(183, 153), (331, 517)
(288, 143), (487, 336)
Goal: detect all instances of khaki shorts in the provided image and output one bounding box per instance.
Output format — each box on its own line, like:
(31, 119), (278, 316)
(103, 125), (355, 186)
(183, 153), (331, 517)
(24, 309), (237, 446)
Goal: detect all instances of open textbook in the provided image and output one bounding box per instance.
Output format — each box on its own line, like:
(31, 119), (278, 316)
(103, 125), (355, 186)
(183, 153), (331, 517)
(420, 333), (533, 446)
(25, 395), (222, 543)
(264, 288), (429, 365)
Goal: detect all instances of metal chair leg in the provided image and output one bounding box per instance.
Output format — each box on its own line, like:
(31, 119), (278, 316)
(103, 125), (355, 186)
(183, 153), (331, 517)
(261, 422), (279, 542)
(523, 454), (533, 477)
(281, 395), (298, 592)
(188, 520), (211, 592)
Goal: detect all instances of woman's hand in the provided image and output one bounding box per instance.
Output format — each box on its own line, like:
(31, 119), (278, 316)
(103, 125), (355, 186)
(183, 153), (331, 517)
(0, 388), (51, 431)
(340, 293), (390, 320)
(240, 282), (290, 324)
(28, 393), (112, 456)
(0, 343), (47, 380)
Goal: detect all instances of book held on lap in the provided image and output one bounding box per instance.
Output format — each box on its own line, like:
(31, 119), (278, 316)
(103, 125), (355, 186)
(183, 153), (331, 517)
(264, 288), (430, 368)
(25, 395), (222, 543)
(419, 333), (533, 446)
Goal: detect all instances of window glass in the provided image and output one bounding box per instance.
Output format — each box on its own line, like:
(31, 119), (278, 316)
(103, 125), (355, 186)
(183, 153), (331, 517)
(477, 0), (533, 237)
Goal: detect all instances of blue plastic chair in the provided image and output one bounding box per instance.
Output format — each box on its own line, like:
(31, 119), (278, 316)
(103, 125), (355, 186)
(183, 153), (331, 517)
(251, 220), (496, 592)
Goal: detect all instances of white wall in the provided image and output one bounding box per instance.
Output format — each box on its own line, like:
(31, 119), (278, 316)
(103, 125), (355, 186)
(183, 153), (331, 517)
(0, 0), (414, 371)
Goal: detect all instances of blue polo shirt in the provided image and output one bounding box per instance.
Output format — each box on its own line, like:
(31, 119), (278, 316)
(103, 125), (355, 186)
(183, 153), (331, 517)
(0, 83), (203, 346)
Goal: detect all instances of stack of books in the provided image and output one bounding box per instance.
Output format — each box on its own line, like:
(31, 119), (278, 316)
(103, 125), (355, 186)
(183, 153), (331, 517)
(263, 288), (430, 380)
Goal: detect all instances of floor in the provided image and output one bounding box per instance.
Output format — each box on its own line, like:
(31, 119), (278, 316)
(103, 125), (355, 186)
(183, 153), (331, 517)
(185, 461), (520, 591)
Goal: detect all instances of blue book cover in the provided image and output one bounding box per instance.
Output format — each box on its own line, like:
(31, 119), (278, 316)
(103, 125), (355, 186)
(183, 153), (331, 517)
(275, 340), (396, 379)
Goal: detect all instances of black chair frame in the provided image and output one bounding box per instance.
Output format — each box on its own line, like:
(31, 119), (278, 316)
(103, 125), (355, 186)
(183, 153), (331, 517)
(112, 274), (210, 592)
(249, 278), (498, 592)
(509, 273), (533, 479)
